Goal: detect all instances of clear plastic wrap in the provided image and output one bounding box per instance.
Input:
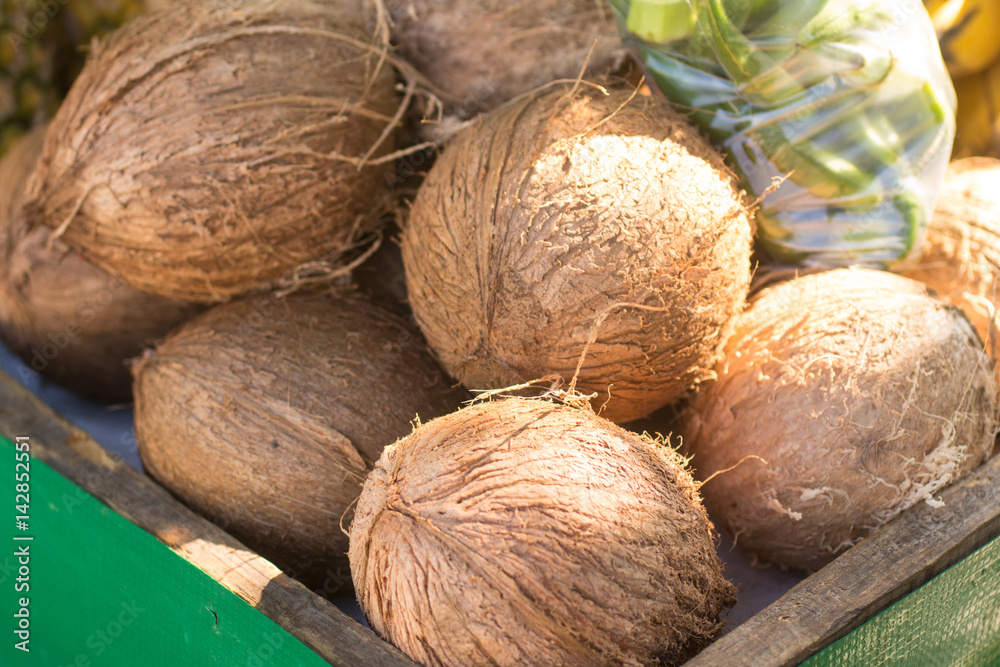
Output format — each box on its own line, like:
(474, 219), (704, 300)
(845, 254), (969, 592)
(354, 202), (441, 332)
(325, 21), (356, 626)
(609, 0), (956, 267)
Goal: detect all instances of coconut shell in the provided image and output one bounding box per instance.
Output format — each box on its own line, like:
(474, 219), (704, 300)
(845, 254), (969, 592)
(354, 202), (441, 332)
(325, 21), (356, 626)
(350, 397), (736, 667)
(900, 157), (1000, 366)
(401, 85), (753, 424)
(23, 0), (400, 303)
(388, 0), (622, 121)
(0, 126), (199, 402)
(133, 291), (468, 591)
(686, 268), (999, 572)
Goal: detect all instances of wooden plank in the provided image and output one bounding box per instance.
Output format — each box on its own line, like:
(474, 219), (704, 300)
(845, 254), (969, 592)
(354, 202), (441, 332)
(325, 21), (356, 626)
(686, 451), (1000, 667)
(0, 370), (417, 667)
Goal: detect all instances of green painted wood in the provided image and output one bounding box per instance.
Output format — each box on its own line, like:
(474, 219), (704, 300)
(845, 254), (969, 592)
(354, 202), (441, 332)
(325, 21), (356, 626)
(802, 534), (1000, 667)
(0, 434), (332, 667)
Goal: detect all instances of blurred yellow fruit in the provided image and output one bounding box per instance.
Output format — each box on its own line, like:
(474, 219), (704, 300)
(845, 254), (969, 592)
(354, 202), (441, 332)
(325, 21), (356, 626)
(952, 61), (1000, 158)
(925, 0), (1000, 78)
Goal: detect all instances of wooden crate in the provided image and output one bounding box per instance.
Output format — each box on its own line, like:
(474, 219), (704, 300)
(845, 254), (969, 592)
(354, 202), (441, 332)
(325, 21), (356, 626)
(1, 368), (998, 666)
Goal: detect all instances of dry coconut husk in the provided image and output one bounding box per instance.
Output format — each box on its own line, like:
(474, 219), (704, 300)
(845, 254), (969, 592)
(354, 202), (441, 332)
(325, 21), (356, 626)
(0, 126), (199, 402)
(900, 157), (1000, 370)
(401, 84), (753, 424)
(350, 397), (736, 667)
(387, 0), (623, 128)
(23, 0), (400, 303)
(133, 291), (467, 591)
(686, 268), (999, 572)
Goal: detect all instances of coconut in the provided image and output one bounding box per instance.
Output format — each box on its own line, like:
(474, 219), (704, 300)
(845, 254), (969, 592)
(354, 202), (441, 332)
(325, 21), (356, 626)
(387, 0), (622, 124)
(900, 157), (1000, 366)
(401, 85), (753, 424)
(22, 0), (400, 303)
(685, 268), (999, 572)
(133, 291), (467, 590)
(350, 397), (736, 667)
(0, 126), (199, 401)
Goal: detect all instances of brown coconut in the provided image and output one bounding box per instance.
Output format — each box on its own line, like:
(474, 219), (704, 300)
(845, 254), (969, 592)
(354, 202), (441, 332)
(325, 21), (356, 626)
(22, 0), (400, 303)
(133, 291), (467, 591)
(401, 85), (753, 424)
(0, 126), (199, 401)
(900, 157), (1000, 367)
(388, 0), (622, 124)
(350, 397), (736, 667)
(686, 268), (998, 572)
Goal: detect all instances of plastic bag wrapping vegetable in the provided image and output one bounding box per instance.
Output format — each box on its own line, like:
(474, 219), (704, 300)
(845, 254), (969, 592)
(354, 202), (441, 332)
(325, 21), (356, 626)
(608, 0), (956, 267)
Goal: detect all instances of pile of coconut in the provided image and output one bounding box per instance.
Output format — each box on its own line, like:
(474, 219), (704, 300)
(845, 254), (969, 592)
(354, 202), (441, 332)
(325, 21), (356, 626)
(1, 1), (997, 665)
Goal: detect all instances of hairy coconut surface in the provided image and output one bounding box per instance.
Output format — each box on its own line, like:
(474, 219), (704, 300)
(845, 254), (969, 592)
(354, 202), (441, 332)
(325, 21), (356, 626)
(22, 0), (400, 303)
(401, 85), (753, 424)
(686, 268), (999, 572)
(0, 126), (199, 402)
(900, 157), (1000, 366)
(388, 0), (621, 123)
(133, 291), (467, 590)
(350, 397), (736, 667)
